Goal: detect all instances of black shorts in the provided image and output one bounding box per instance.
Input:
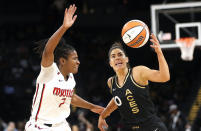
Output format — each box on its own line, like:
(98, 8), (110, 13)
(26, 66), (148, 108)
(121, 116), (168, 131)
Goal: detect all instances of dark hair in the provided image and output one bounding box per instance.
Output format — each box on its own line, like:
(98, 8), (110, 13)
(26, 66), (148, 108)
(108, 42), (128, 60)
(34, 37), (75, 66)
(108, 42), (130, 68)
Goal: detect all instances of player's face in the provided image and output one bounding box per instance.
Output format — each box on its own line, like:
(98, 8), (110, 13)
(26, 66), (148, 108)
(109, 48), (128, 71)
(64, 50), (80, 74)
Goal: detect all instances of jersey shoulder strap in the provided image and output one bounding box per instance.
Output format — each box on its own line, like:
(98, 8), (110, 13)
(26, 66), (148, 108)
(109, 76), (115, 94)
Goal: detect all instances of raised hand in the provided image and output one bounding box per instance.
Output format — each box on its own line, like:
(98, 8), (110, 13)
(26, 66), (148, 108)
(150, 33), (162, 53)
(62, 4), (77, 29)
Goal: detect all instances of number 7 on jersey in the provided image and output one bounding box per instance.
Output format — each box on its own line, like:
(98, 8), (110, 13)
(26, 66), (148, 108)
(59, 98), (66, 107)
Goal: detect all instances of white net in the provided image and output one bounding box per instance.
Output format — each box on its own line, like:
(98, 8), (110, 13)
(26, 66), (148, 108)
(176, 37), (196, 61)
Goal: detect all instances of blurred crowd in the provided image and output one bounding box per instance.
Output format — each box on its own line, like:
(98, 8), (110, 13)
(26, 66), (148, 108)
(1, 0), (201, 131)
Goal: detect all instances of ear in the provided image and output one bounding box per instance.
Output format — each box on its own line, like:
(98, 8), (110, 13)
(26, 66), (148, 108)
(59, 57), (66, 65)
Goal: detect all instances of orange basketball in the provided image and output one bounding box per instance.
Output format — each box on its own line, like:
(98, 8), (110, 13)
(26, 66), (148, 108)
(121, 20), (150, 48)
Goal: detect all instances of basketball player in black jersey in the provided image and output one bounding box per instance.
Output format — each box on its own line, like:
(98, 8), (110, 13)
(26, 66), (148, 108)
(98, 33), (169, 131)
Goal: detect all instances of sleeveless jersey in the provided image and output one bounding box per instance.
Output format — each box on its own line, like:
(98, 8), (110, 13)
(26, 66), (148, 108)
(111, 68), (156, 125)
(30, 63), (75, 124)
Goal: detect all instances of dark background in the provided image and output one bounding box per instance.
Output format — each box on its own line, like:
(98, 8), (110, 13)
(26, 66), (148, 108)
(0, 0), (201, 131)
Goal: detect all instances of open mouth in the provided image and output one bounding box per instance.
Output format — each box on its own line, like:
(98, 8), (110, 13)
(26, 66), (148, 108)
(115, 62), (123, 66)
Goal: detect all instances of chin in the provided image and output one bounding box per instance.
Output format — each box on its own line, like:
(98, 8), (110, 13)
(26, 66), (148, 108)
(72, 69), (78, 74)
(115, 66), (125, 71)
(116, 65), (124, 69)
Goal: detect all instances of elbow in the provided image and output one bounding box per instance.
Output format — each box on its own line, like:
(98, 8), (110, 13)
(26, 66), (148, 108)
(161, 74), (170, 82)
(71, 95), (76, 105)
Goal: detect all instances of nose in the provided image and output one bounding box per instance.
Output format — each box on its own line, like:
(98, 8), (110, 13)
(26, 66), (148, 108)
(77, 59), (80, 65)
(115, 56), (121, 60)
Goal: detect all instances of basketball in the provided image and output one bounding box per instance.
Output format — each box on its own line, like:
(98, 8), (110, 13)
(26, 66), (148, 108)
(121, 20), (150, 48)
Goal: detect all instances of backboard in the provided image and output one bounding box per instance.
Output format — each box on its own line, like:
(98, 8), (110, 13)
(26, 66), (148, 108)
(151, 2), (201, 49)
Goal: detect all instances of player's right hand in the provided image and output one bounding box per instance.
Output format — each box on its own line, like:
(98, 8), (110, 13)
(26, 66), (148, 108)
(150, 33), (162, 54)
(98, 115), (108, 131)
(62, 4), (77, 29)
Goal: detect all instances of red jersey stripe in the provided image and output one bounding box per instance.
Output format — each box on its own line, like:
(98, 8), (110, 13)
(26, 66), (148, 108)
(31, 83), (39, 113)
(35, 84), (46, 121)
(33, 84), (39, 107)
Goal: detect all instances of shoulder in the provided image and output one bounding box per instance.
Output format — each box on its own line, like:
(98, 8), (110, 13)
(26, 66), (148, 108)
(131, 66), (150, 85)
(132, 65), (149, 70)
(37, 63), (58, 83)
(41, 62), (58, 72)
(132, 65), (150, 75)
(107, 77), (114, 89)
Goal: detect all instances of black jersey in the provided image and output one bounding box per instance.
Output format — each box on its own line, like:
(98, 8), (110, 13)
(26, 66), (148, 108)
(111, 68), (156, 125)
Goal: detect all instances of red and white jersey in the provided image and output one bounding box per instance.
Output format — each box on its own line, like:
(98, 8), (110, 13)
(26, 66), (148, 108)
(30, 63), (76, 124)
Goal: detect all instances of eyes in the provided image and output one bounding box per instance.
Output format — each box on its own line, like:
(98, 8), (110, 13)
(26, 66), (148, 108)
(68, 51), (79, 61)
(111, 52), (124, 59)
(72, 56), (78, 60)
(71, 56), (79, 63)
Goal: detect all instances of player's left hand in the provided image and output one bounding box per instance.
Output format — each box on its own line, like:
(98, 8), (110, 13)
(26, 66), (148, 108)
(90, 105), (105, 114)
(62, 4), (77, 29)
(98, 115), (108, 131)
(150, 33), (162, 54)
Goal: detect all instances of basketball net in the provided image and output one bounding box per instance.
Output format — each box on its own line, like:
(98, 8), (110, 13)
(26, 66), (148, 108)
(176, 37), (196, 61)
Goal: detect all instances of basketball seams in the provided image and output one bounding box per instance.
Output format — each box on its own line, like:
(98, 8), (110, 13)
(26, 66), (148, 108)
(122, 25), (142, 37)
(127, 27), (145, 46)
(121, 20), (149, 48)
(127, 27), (147, 47)
(126, 25), (148, 47)
(138, 25), (150, 47)
(121, 20), (144, 34)
(122, 21), (145, 36)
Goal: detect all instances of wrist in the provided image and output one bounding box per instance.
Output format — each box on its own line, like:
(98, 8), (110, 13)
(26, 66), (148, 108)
(156, 50), (163, 55)
(61, 25), (69, 31)
(99, 114), (105, 119)
(100, 110), (108, 119)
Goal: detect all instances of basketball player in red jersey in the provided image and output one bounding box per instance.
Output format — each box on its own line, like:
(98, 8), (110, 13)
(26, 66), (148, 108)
(25, 4), (104, 131)
(98, 34), (170, 131)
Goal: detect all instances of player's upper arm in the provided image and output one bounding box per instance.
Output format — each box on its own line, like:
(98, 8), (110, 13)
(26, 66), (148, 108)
(107, 77), (113, 89)
(140, 66), (167, 82)
(41, 45), (54, 67)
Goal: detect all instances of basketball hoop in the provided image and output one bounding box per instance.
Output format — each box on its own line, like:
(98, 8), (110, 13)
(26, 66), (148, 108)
(176, 37), (196, 61)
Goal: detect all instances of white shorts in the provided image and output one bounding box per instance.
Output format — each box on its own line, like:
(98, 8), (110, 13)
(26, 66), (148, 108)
(25, 120), (71, 131)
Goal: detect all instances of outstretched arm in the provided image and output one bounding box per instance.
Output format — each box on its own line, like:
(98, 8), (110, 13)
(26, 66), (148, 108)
(141, 33), (170, 83)
(98, 98), (118, 131)
(41, 4), (77, 67)
(100, 98), (118, 119)
(71, 94), (104, 114)
(98, 77), (118, 131)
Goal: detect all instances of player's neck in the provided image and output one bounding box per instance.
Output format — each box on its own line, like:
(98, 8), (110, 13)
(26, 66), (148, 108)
(62, 72), (70, 81)
(116, 67), (128, 79)
(59, 68), (70, 81)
